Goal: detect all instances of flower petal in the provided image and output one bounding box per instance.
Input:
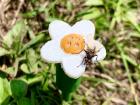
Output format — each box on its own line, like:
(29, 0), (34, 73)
(62, 55), (86, 79)
(40, 40), (68, 63)
(72, 20), (95, 38)
(48, 20), (71, 39)
(91, 40), (106, 62)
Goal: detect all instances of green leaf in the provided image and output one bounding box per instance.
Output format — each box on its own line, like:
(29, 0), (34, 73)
(82, 8), (101, 20)
(3, 20), (27, 48)
(17, 97), (31, 105)
(22, 10), (37, 18)
(27, 49), (37, 65)
(0, 78), (4, 103)
(0, 78), (11, 104)
(27, 49), (40, 73)
(20, 64), (30, 74)
(20, 48), (40, 74)
(4, 67), (15, 76)
(19, 33), (45, 54)
(85, 0), (103, 6)
(0, 47), (10, 57)
(10, 79), (28, 99)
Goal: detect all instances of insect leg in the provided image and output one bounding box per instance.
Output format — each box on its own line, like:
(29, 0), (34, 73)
(76, 57), (86, 67)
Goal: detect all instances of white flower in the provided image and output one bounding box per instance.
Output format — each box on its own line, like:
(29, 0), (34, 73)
(40, 20), (106, 79)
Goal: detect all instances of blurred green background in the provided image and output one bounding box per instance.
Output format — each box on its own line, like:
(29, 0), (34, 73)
(0, 0), (140, 105)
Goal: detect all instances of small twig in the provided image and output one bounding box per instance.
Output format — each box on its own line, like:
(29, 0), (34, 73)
(11, 0), (24, 25)
(84, 71), (127, 88)
(85, 71), (116, 83)
(111, 98), (127, 105)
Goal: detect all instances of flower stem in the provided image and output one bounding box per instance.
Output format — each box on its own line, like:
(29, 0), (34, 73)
(56, 64), (81, 101)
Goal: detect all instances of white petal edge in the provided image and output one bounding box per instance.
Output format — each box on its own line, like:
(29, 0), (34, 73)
(72, 20), (95, 38)
(40, 40), (68, 63)
(91, 41), (106, 62)
(62, 55), (86, 79)
(48, 20), (71, 39)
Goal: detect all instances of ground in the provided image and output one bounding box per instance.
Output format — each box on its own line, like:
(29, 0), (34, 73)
(0, 0), (140, 105)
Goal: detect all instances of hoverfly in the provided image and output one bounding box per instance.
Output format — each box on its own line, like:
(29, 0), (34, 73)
(82, 47), (98, 66)
(79, 35), (103, 66)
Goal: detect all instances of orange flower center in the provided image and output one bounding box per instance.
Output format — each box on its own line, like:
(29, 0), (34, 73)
(60, 34), (85, 54)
